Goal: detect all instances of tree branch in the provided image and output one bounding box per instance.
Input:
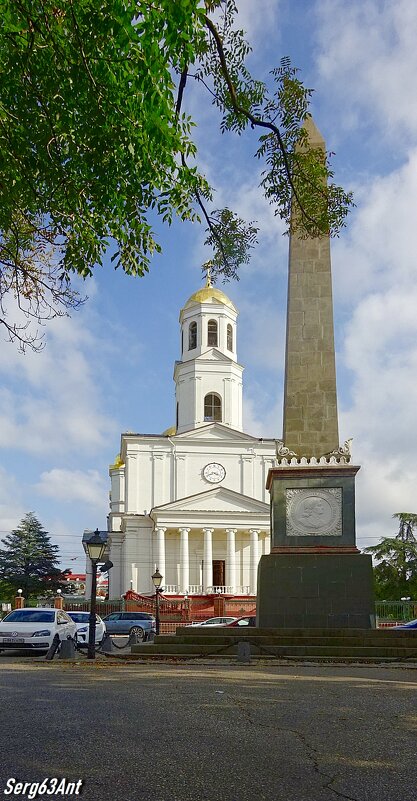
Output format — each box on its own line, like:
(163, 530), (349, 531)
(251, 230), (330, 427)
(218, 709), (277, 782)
(203, 13), (321, 230)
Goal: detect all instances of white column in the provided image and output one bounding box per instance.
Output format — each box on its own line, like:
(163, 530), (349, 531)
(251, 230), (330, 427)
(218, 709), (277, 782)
(250, 529), (260, 595)
(131, 563), (138, 592)
(109, 466), (125, 514)
(242, 455), (254, 496)
(226, 529), (236, 592)
(179, 528), (190, 594)
(194, 375), (203, 427)
(155, 527), (166, 581)
(203, 528), (213, 592)
(125, 452), (138, 513)
(108, 535), (123, 599)
(85, 555), (93, 598)
(176, 454), (187, 499)
(152, 453), (165, 508)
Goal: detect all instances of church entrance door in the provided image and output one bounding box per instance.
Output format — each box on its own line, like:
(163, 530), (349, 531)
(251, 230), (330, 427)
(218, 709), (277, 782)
(212, 560), (225, 587)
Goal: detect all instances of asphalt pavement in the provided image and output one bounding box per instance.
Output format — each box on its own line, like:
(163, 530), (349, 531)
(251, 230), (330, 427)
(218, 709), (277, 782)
(0, 655), (416, 801)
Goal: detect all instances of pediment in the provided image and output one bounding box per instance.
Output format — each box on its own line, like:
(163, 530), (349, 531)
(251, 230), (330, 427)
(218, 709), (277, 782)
(199, 348), (233, 362)
(152, 486), (269, 516)
(174, 423), (260, 442)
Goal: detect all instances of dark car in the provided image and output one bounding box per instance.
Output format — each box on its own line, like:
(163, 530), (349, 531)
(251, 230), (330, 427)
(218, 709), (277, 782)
(225, 615), (257, 627)
(102, 611), (156, 640)
(391, 618), (417, 630)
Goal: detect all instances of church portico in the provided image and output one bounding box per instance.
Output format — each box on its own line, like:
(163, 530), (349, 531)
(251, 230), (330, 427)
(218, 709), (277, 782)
(150, 490), (270, 595)
(148, 520), (268, 595)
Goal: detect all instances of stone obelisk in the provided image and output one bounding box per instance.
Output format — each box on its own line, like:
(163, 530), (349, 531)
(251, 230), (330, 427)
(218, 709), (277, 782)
(283, 116), (339, 458)
(257, 116), (375, 629)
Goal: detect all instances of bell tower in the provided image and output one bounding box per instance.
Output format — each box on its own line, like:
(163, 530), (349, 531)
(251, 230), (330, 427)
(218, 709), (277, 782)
(174, 272), (243, 434)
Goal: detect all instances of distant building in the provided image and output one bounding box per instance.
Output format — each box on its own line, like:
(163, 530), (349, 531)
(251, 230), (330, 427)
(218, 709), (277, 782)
(87, 277), (277, 598)
(61, 572), (86, 596)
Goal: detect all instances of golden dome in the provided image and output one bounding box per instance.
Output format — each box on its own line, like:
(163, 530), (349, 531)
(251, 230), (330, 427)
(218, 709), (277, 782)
(109, 453), (125, 470)
(183, 286), (237, 312)
(162, 425), (176, 436)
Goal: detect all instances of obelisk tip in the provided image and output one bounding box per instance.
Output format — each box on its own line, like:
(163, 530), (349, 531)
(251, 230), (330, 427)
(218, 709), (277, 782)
(303, 114), (325, 148)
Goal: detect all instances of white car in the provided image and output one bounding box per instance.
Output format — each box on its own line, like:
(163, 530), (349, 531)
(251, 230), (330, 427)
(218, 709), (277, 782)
(67, 611), (106, 646)
(187, 616), (238, 627)
(0, 608), (77, 652)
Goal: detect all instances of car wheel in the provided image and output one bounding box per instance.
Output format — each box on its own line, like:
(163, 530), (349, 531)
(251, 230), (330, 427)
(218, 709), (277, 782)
(129, 626), (144, 641)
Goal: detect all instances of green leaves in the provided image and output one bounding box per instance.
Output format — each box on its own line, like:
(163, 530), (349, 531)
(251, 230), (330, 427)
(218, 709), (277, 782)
(0, 0), (353, 349)
(203, 208), (258, 283)
(364, 513), (417, 600)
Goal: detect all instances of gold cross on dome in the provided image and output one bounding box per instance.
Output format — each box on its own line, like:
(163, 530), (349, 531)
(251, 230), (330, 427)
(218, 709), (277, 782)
(203, 260), (213, 288)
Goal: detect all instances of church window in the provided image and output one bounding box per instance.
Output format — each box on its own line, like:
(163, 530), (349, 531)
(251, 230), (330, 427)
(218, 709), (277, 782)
(189, 321), (197, 350)
(227, 323), (233, 351)
(204, 393), (222, 422)
(208, 319), (218, 347)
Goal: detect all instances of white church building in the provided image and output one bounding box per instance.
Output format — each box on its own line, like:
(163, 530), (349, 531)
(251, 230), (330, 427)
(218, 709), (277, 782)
(102, 278), (277, 598)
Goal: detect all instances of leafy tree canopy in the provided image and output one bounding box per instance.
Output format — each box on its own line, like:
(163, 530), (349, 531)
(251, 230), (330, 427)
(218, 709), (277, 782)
(0, 0), (353, 349)
(365, 513), (417, 601)
(0, 512), (68, 599)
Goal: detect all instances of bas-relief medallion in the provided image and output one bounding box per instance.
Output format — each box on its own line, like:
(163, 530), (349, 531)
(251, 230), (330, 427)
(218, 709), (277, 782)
(286, 488), (342, 537)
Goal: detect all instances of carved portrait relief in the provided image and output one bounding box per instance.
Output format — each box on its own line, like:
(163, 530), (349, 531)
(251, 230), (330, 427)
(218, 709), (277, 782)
(286, 488), (342, 537)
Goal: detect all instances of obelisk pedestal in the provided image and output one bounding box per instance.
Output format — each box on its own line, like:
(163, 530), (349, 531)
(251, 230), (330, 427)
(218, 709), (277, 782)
(257, 116), (375, 629)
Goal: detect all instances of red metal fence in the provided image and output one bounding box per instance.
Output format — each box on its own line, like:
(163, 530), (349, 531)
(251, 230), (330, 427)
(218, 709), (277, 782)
(64, 592), (256, 623)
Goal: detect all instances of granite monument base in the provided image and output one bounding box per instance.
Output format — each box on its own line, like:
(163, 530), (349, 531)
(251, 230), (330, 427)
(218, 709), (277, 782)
(257, 552), (375, 629)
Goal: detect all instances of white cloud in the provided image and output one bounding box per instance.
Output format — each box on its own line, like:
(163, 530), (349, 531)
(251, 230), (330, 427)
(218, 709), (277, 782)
(234, 0), (282, 52)
(243, 392), (282, 438)
(332, 149), (417, 304)
(336, 284), (417, 549)
(35, 468), (108, 508)
(0, 468), (26, 535)
(315, 0), (417, 143)
(0, 310), (118, 455)
(341, 287), (417, 458)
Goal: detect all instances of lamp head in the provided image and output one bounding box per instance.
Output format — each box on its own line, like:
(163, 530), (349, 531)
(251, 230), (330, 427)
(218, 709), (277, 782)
(151, 568), (163, 589)
(86, 529), (106, 562)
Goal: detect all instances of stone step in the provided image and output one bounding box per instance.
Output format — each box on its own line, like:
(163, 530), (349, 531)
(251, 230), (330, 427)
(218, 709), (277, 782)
(116, 651), (413, 664)
(156, 633), (416, 647)
(131, 642), (416, 657)
(178, 626), (414, 639)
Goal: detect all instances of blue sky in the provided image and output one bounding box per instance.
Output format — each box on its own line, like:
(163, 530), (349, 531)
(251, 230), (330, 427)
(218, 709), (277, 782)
(1, 0), (417, 570)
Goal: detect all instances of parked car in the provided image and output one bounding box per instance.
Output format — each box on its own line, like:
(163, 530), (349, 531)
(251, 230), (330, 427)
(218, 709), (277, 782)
(0, 608), (77, 652)
(102, 611), (156, 640)
(67, 611), (106, 646)
(391, 619), (417, 630)
(225, 615), (257, 627)
(187, 616), (238, 627)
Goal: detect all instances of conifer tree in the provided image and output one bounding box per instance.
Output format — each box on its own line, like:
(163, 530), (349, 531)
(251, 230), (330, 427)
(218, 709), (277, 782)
(365, 514), (417, 600)
(0, 512), (66, 599)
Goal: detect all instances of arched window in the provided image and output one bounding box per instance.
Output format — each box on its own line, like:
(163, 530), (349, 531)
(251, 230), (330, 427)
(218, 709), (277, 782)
(188, 321), (197, 350)
(204, 393), (222, 422)
(207, 319), (218, 347)
(227, 323), (233, 351)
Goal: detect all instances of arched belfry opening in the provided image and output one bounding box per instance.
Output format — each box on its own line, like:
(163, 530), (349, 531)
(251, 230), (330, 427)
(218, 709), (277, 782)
(204, 392), (222, 422)
(227, 323), (233, 351)
(207, 319), (218, 347)
(189, 321), (197, 350)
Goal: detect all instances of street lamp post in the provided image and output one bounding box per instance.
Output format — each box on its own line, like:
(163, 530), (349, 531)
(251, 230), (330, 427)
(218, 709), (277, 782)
(151, 568), (163, 637)
(85, 529), (106, 660)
